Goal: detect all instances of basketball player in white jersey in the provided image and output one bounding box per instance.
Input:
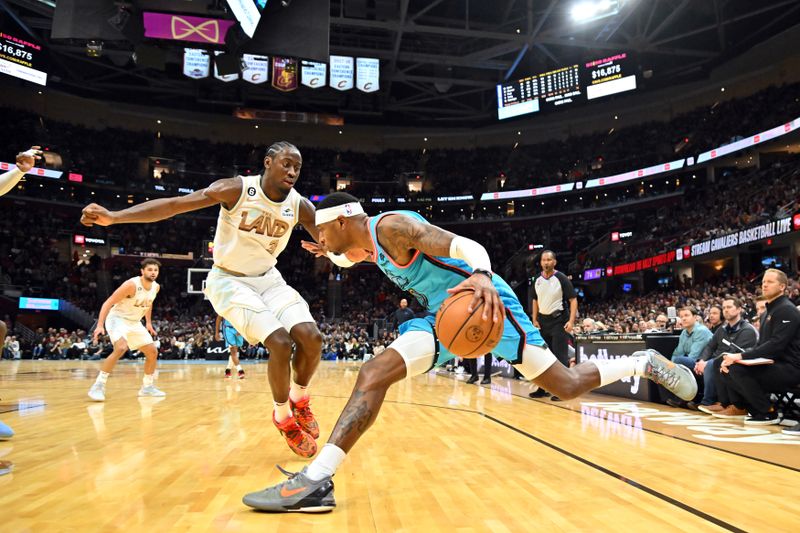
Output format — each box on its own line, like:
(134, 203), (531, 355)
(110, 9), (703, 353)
(80, 141), (331, 457)
(88, 259), (164, 401)
(1, 145), (42, 476)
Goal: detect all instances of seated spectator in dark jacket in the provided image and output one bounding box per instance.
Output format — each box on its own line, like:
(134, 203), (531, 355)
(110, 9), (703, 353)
(716, 269), (800, 424)
(693, 298), (757, 413)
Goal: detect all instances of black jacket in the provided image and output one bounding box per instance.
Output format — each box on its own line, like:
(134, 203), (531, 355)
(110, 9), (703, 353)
(699, 319), (758, 361)
(743, 295), (800, 368)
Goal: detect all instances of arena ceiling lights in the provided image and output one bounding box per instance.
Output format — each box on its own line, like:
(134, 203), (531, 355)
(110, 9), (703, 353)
(571, 0), (622, 23)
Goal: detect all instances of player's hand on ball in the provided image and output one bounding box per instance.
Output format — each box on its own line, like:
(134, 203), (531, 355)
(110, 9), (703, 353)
(81, 203), (115, 226)
(301, 240), (328, 257)
(447, 274), (504, 323)
(15, 145), (42, 173)
(93, 326), (105, 342)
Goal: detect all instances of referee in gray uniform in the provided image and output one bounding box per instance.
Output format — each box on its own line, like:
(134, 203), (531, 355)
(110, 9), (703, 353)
(530, 250), (577, 400)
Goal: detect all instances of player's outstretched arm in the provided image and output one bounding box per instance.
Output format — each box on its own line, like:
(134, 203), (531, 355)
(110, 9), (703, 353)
(80, 177), (241, 226)
(378, 215), (504, 322)
(0, 146), (42, 196)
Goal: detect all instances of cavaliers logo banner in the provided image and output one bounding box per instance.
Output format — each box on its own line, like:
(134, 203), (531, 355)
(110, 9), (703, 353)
(301, 60), (327, 89)
(242, 54), (269, 84)
(356, 57), (379, 93)
(143, 12), (235, 45)
(272, 57), (298, 92)
(329, 55), (354, 91)
(183, 48), (210, 79)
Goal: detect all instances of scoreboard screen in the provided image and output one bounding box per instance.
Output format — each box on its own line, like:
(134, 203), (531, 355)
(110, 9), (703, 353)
(583, 52), (637, 100)
(0, 27), (47, 86)
(497, 64), (581, 120)
(497, 52), (637, 120)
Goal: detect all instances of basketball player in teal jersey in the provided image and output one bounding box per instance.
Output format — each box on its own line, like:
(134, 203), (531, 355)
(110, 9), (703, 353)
(215, 314), (246, 379)
(0, 145), (42, 476)
(242, 192), (698, 512)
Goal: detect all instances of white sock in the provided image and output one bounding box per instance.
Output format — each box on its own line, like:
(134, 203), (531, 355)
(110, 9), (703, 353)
(289, 381), (308, 403)
(305, 444), (346, 481)
(96, 371), (109, 384)
(236, 364), (242, 371)
(587, 358), (638, 387)
(274, 401), (291, 422)
(143, 374), (154, 387)
(226, 356), (233, 369)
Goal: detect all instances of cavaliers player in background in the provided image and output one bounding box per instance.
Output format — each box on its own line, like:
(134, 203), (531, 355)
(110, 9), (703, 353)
(88, 259), (164, 400)
(80, 141), (334, 457)
(0, 145), (42, 476)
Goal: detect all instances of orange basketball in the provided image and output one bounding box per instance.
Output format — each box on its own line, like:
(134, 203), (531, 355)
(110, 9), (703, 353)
(435, 290), (504, 358)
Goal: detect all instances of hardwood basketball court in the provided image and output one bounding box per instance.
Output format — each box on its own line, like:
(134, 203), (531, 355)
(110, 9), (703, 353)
(1, 360), (797, 531)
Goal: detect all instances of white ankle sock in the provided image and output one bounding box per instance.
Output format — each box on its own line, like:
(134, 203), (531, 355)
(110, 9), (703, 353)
(96, 371), (109, 384)
(143, 374), (154, 387)
(289, 381), (308, 403)
(274, 401), (291, 422)
(305, 444), (346, 481)
(226, 356), (233, 370)
(236, 364), (242, 371)
(587, 358), (638, 387)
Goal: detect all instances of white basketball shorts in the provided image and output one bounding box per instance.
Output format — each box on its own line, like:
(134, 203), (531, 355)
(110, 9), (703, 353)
(105, 314), (154, 350)
(204, 266), (314, 345)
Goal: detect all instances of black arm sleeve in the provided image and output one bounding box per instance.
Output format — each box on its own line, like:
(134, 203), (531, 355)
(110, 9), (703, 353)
(743, 308), (800, 359)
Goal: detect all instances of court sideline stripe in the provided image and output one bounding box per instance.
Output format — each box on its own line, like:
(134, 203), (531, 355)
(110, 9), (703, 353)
(482, 413), (746, 533)
(519, 391), (800, 474)
(435, 371), (800, 474)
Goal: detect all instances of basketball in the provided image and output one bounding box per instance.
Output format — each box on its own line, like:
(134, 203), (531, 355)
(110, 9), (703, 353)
(435, 290), (504, 358)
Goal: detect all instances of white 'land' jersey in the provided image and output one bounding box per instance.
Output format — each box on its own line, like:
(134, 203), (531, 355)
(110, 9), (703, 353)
(108, 276), (159, 322)
(213, 174), (301, 276)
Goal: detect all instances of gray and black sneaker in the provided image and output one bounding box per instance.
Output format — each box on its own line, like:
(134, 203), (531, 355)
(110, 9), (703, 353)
(782, 422), (800, 435)
(243, 465), (335, 513)
(634, 349), (698, 401)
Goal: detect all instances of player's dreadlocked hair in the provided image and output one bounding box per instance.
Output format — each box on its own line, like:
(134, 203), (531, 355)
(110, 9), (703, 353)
(264, 141), (299, 160)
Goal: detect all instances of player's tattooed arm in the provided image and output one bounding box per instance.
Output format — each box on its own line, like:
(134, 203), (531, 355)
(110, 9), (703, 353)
(378, 214), (457, 261)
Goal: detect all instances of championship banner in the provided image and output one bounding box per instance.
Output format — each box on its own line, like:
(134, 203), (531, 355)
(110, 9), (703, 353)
(329, 55), (354, 91)
(356, 57), (379, 93)
(143, 12), (236, 45)
(183, 48), (210, 79)
(301, 60), (327, 89)
(242, 54), (269, 84)
(213, 51), (239, 82)
(271, 57), (298, 92)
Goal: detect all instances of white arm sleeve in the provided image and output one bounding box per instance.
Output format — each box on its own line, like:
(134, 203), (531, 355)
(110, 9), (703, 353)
(0, 167), (24, 197)
(449, 236), (492, 272)
(327, 251), (355, 268)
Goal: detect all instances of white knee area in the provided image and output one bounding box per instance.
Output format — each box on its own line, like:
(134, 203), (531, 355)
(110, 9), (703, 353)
(513, 344), (558, 380)
(387, 330), (436, 378)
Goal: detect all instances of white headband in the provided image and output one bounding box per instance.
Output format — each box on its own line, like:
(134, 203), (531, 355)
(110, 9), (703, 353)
(315, 202), (365, 225)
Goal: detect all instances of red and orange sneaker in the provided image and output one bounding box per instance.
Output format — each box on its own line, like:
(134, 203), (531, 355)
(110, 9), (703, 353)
(273, 413), (317, 457)
(290, 396), (320, 440)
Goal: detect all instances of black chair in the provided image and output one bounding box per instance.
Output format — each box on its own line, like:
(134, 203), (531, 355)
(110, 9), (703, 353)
(774, 386), (800, 421)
